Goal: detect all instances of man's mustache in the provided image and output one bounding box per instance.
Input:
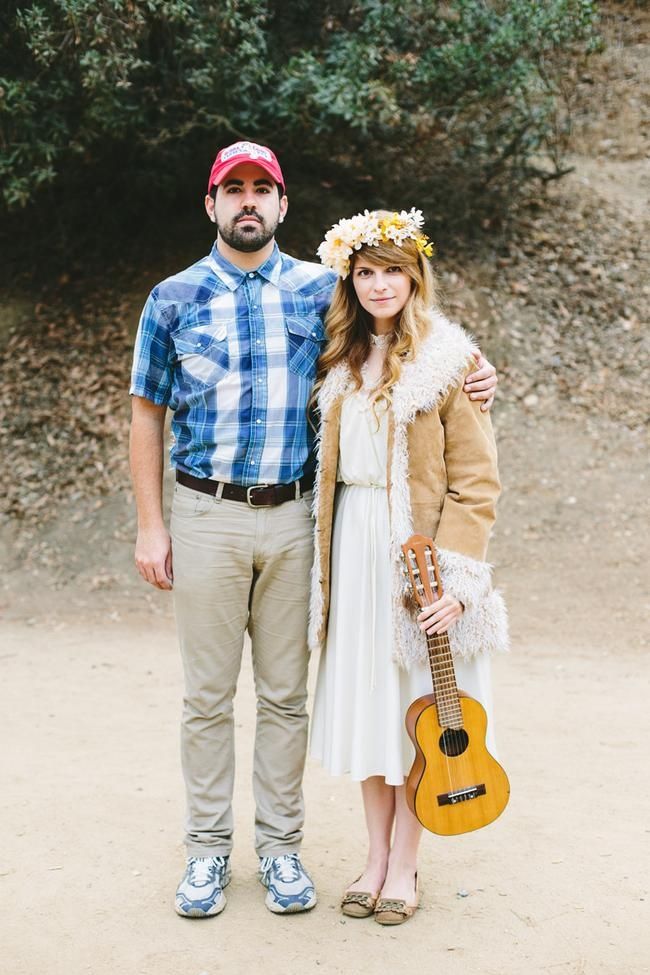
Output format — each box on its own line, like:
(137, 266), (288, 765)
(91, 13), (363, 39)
(235, 211), (263, 225)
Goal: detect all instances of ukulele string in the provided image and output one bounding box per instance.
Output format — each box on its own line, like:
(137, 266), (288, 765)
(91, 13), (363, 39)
(425, 553), (457, 794)
(438, 634), (461, 793)
(409, 551), (455, 791)
(433, 627), (471, 794)
(429, 558), (469, 793)
(428, 624), (455, 793)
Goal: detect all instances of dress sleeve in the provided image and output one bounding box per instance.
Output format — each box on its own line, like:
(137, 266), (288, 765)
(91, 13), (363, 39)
(434, 360), (508, 659)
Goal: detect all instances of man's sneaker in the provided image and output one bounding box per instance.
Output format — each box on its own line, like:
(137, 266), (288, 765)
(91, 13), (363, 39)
(174, 855), (231, 917)
(258, 853), (317, 914)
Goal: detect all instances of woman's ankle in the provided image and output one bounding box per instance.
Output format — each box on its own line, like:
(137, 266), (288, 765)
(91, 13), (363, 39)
(384, 854), (418, 879)
(366, 851), (390, 872)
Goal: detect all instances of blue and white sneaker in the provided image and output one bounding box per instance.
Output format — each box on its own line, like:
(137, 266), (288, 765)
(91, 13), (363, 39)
(258, 853), (317, 914)
(175, 855), (231, 917)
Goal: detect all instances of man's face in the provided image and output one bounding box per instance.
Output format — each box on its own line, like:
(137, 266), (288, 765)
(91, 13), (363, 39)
(206, 162), (288, 253)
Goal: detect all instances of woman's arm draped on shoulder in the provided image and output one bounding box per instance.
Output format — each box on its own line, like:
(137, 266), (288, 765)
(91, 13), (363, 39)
(434, 360), (508, 658)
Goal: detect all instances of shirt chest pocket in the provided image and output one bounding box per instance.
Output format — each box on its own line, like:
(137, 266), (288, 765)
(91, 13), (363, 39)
(173, 323), (230, 388)
(285, 317), (324, 380)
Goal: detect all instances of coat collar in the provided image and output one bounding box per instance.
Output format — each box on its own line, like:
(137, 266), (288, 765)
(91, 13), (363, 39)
(318, 312), (476, 423)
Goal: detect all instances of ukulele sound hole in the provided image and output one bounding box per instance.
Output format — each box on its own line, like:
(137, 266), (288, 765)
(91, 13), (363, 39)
(439, 728), (469, 757)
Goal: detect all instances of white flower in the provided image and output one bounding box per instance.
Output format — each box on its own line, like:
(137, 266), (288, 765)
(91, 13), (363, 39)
(317, 207), (433, 277)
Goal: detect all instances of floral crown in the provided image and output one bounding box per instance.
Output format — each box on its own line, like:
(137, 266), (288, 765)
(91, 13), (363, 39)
(317, 208), (434, 278)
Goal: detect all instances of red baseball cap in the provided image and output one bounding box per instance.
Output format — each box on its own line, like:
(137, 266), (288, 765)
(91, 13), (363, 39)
(207, 141), (285, 194)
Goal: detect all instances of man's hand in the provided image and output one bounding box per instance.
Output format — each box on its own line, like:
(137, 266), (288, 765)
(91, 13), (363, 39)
(464, 351), (498, 412)
(135, 525), (173, 590)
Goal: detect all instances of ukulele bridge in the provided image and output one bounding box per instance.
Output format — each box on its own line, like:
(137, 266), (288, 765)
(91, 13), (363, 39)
(437, 783), (486, 806)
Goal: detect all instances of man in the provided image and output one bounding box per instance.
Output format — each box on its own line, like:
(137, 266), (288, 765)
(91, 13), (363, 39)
(129, 141), (498, 918)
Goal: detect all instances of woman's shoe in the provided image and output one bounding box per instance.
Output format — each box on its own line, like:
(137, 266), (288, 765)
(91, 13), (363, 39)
(340, 877), (380, 918)
(374, 873), (419, 925)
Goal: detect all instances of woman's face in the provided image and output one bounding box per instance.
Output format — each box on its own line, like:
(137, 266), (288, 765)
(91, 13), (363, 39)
(351, 257), (412, 330)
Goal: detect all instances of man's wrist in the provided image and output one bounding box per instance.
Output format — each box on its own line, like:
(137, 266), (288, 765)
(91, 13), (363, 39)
(137, 518), (167, 535)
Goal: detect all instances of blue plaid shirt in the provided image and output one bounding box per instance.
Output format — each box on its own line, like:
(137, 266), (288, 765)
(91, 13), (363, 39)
(130, 243), (336, 485)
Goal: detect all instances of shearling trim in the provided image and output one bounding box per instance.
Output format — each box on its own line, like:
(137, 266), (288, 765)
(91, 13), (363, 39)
(449, 586), (509, 661)
(437, 546), (492, 609)
(391, 313), (477, 424)
(317, 360), (353, 418)
(308, 395), (343, 650)
(437, 546), (509, 660)
(388, 413), (422, 667)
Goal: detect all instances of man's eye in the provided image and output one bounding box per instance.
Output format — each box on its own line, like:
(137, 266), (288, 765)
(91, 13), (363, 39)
(226, 187), (241, 193)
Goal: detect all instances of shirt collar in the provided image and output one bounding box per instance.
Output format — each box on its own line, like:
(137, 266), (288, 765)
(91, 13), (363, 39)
(207, 241), (283, 291)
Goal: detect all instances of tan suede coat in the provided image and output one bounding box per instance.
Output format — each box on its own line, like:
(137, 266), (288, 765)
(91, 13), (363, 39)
(308, 313), (508, 668)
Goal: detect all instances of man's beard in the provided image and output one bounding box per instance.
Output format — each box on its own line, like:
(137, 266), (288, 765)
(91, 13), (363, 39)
(217, 211), (278, 253)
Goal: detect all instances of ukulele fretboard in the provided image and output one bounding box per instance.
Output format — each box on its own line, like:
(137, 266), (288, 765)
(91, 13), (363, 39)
(427, 632), (463, 729)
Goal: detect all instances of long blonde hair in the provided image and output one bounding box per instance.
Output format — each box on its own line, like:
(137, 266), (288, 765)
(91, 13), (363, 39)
(314, 216), (439, 411)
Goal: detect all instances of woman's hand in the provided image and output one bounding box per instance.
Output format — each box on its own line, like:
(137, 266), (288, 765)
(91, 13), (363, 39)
(417, 594), (464, 635)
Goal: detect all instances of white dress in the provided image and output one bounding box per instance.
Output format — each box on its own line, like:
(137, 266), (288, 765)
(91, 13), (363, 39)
(310, 389), (496, 786)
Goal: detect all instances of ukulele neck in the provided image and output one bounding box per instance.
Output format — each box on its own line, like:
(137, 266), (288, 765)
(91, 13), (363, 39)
(426, 630), (463, 729)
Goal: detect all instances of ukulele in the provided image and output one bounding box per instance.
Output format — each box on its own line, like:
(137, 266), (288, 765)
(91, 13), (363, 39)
(401, 534), (510, 835)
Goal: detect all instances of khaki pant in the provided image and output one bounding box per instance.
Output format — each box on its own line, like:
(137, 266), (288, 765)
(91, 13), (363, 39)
(170, 482), (314, 858)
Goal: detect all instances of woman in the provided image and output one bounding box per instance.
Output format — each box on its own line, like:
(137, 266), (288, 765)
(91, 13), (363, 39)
(309, 209), (508, 925)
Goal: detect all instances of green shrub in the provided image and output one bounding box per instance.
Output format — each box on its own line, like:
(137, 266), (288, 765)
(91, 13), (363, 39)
(0, 0), (599, 232)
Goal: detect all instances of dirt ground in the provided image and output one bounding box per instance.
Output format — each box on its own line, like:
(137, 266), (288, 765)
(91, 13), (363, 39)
(2, 408), (649, 975)
(2, 4), (650, 972)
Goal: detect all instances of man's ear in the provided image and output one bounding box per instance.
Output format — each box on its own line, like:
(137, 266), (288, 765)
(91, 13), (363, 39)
(279, 194), (288, 224)
(204, 194), (217, 223)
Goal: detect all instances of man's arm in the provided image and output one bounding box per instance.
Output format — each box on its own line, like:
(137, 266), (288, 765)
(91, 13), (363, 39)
(464, 352), (498, 412)
(130, 395), (173, 590)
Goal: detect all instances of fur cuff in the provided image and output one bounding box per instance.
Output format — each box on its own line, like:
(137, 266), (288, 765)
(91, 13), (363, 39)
(437, 547), (492, 609)
(437, 547), (509, 660)
(449, 586), (509, 660)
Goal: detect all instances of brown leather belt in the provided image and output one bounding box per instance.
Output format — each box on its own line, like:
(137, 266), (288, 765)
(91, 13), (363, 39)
(176, 470), (314, 508)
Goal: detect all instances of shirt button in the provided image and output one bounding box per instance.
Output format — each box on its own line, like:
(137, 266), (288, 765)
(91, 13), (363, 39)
(257, 378), (262, 383)
(256, 418), (261, 424)
(251, 459), (256, 465)
(256, 339), (261, 345)
(248, 272), (255, 278)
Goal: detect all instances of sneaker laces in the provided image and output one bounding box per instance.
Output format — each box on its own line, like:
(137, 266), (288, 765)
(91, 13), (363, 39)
(188, 856), (227, 886)
(264, 854), (302, 884)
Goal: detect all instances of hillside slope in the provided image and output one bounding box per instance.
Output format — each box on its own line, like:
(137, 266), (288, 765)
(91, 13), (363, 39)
(0, 1), (647, 617)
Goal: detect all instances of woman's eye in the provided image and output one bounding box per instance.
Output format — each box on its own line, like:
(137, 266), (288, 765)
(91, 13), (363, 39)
(387, 265), (402, 273)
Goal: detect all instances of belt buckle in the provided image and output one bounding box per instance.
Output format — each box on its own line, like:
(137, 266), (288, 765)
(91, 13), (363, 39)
(246, 483), (271, 508)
